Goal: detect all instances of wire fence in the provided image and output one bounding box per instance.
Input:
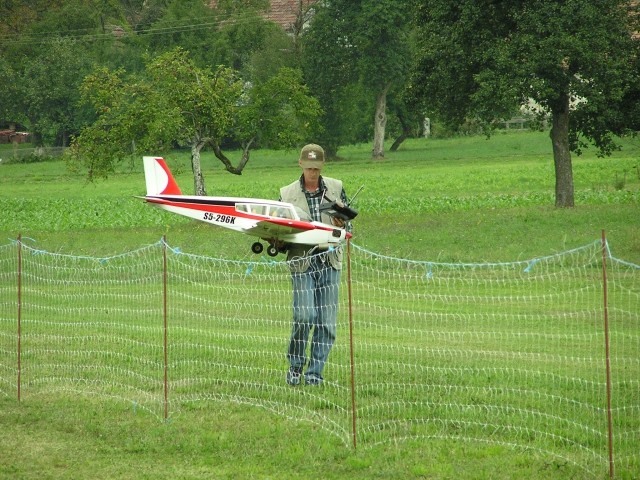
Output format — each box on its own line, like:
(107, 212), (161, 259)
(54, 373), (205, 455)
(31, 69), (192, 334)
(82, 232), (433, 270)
(0, 146), (66, 163)
(0, 235), (638, 479)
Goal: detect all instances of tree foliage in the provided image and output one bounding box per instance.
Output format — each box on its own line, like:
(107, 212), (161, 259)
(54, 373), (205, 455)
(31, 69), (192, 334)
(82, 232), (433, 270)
(4, 0), (636, 198)
(142, 0), (222, 68)
(301, 0), (414, 159)
(69, 48), (320, 194)
(410, 0), (640, 207)
(0, 0), (130, 146)
(301, 2), (362, 156)
(0, 37), (93, 147)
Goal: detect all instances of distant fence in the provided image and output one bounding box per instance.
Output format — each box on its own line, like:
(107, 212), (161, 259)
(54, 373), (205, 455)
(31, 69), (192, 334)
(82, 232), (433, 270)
(497, 117), (549, 131)
(0, 146), (66, 162)
(0, 235), (638, 479)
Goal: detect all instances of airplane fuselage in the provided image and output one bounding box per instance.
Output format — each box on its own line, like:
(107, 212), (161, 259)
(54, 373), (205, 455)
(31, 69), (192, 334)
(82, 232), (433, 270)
(144, 194), (349, 246)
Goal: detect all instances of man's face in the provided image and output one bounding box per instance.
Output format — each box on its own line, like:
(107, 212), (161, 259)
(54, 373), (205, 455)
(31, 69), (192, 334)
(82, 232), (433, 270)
(303, 167), (321, 177)
(300, 162), (322, 184)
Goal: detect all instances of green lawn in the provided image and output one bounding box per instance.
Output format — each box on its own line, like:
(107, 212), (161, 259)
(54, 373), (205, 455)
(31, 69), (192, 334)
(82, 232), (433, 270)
(0, 131), (638, 479)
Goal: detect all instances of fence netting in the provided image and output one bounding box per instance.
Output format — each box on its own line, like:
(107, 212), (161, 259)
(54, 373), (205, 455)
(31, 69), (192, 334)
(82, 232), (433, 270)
(0, 238), (637, 478)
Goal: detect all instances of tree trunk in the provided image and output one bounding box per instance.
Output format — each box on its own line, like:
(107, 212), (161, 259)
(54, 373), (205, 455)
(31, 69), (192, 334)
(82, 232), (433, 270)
(390, 110), (411, 152)
(372, 83), (390, 160)
(550, 94), (574, 208)
(191, 141), (207, 196)
(31, 130), (44, 148)
(211, 137), (253, 175)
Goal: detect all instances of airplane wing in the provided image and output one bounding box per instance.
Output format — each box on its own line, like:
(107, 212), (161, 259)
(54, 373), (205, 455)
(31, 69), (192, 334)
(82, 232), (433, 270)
(241, 218), (310, 239)
(241, 216), (347, 247)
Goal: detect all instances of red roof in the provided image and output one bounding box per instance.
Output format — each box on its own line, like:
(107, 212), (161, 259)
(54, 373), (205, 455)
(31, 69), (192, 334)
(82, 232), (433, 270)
(264, 0), (318, 31)
(209, 0), (318, 32)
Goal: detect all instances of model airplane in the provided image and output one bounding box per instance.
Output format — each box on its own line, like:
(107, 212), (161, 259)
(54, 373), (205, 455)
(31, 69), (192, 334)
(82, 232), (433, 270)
(140, 156), (352, 256)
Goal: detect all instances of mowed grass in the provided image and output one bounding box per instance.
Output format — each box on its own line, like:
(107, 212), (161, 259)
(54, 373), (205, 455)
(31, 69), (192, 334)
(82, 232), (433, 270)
(0, 131), (639, 479)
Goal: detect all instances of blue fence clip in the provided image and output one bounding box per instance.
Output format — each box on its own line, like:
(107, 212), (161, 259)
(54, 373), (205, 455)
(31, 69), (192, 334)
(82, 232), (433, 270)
(425, 263), (433, 279)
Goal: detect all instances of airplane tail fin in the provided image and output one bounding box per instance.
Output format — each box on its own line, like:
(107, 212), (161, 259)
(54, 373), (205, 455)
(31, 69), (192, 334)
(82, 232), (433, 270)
(143, 156), (183, 196)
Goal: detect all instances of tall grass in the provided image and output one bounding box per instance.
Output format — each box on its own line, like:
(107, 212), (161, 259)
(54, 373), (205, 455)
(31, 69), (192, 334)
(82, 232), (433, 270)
(1, 131), (638, 262)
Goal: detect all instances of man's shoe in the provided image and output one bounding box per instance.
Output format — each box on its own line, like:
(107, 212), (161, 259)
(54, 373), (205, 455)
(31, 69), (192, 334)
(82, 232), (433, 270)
(286, 368), (302, 386)
(305, 373), (323, 386)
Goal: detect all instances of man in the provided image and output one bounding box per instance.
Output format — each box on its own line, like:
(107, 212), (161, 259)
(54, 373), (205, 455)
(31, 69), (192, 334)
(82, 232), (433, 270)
(280, 144), (351, 386)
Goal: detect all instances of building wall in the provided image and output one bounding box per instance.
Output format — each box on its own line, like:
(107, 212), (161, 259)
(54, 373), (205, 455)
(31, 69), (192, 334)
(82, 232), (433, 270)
(208, 0), (318, 33)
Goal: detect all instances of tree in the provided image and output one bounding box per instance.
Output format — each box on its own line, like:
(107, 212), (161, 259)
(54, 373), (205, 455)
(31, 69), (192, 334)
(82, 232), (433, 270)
(210, 6), (279, 74)
(410, 0), (640, 207)
(0, 58), (18, 125)
(0, 1), (127, 148)
(245, 23), (299, 84)
(70, 48), (321, 194)
(301, 2), (363, 157)
(356, 0), (412, 159)
(142, 0), (223, 68)
(302, 0), (412, 159)
(387, 92), (424, 152)
(0, 37), (93, 149)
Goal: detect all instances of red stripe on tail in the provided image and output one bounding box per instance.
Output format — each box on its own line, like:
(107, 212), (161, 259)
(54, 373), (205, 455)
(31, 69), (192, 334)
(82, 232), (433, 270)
(156, 158), (183, 195)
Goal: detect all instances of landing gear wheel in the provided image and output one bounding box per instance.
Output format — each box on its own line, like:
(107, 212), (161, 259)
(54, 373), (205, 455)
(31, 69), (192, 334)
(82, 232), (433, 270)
(266, 245), (279, 257)
(251, 242), (263, 254)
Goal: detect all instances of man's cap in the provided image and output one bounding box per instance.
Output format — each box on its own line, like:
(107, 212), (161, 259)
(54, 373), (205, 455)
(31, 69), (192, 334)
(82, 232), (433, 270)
(299, 144), (325, 169)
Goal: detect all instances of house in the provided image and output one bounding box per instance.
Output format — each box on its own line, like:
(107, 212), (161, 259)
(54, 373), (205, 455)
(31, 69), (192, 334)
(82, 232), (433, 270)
(209, 0), (318, 34)
(0, 129), (30, 144)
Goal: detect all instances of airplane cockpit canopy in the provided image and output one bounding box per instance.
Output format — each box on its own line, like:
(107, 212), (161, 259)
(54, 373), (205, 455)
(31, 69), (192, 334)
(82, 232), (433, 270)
(235, 202), (312, 223)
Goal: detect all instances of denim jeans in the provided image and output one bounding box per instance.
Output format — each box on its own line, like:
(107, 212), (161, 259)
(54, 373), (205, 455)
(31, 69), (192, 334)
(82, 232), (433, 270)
(287, 255), (341, 379)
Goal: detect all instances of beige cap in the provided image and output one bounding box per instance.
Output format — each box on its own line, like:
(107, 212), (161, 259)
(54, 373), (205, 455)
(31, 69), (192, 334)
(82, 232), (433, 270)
(299, 144), (325, 169)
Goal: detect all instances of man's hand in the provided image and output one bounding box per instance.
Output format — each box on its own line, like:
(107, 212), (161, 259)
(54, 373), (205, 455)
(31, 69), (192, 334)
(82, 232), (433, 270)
(331, 217), (346, 228)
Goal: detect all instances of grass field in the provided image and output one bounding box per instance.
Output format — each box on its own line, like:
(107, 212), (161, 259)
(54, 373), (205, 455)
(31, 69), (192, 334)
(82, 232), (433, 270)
(1, 130), (639, 262)
(0, 131), (639, 479)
